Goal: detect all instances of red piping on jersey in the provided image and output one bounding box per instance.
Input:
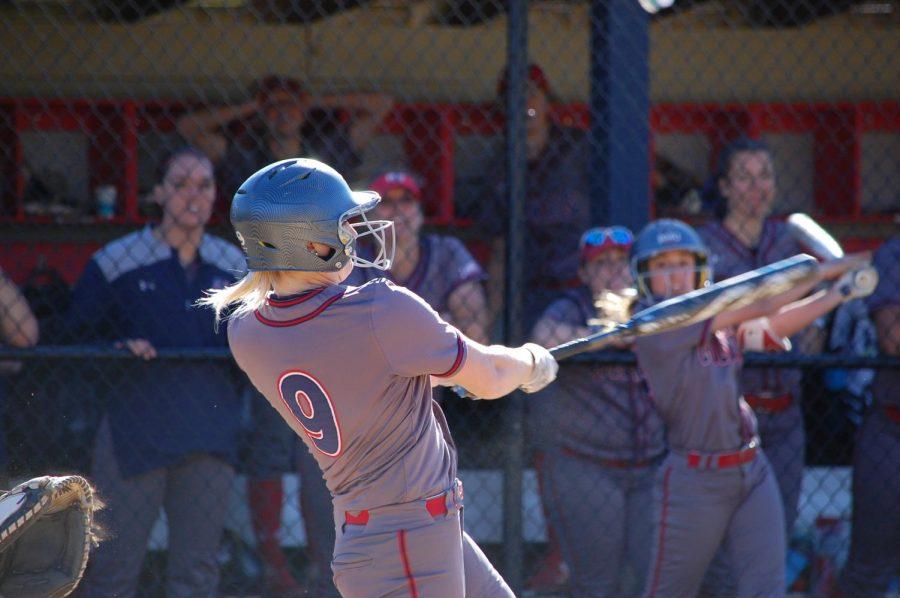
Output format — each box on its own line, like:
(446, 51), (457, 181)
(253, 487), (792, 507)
(255, 291), (345, 327)
(433, 334), (466, 378)
(648, 465), (673, 598)
(397, 530), (419, 598)
(698, 318), (713, 346)
(267, 288), (324, 307)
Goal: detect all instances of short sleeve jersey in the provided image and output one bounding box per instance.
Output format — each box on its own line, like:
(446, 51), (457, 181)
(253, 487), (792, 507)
(538, 287), (665, 461)
(633, 317), (758, 453)
(228, 279), (466, 513)
(867, 237), (900, 406)
(348, 234), (486, 316)
(698, 219), (805, 398)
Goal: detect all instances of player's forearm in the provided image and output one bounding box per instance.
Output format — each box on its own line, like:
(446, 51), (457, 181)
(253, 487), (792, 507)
(768, 286), (841, 339)
(447, 342), (534, 400)
(0, 276), (38, 347)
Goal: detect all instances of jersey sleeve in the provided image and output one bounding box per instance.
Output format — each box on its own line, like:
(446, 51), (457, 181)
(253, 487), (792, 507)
(440, 236), (487, 296)
(867, 238), (900, 313)
(370, 281), (466, 378)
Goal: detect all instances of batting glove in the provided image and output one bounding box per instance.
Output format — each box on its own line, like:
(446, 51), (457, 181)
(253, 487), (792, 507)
(520, 343), (559, 394)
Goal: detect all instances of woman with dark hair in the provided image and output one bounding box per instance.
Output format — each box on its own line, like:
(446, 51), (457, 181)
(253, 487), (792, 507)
(69, 147), (247, 597)
(697, 137), (824, 593)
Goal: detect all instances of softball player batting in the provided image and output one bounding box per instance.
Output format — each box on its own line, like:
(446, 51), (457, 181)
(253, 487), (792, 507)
(630, 219), (871, 597)
(201, 158), (558, 597)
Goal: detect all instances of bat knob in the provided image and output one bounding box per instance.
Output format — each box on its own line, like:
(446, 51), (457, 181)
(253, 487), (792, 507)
(838, 266), (879, 301)
(854, 267), (879, 295)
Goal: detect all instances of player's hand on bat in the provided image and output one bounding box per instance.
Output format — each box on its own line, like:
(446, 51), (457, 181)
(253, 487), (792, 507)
(519, 343), (558, 393)
(115, 338), (157, 360)
(818, 252), (872, 281)
(832, 266), (879, 303)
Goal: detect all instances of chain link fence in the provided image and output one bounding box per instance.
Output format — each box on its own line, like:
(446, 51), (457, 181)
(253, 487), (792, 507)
(0, 0), (898, 596)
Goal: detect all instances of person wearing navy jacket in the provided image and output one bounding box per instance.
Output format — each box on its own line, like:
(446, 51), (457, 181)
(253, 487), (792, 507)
(72, 147), (246, 597)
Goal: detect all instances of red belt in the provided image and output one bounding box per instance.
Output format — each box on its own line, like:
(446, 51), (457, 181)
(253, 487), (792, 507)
(687, 445), (758, 470)
(745, 393), (793, 414)
(885, 405), (900, 424)
(345, 480), (463, 526)
(562, 447), (656, 469)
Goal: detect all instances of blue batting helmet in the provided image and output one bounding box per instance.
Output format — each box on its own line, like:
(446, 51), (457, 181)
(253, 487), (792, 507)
(630, 218), (711, 298)
(231, 158), (393, 272)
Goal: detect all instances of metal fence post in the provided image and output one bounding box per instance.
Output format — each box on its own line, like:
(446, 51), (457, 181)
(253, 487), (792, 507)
(502, 0), (529, 590)
(590, 0), (651, 231)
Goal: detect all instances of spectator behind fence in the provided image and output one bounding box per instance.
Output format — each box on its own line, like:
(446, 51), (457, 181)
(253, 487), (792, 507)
(838, 237), (900, 596)
(0, 269), (39, 481)
(176, 75), (394, 208)
(529, 226), (665, 597)
(478, 62), (591, 334)
(356, 170), (489, 343)
(696, 138), (827, 592)
(477, 62), (591, 591)
(66, 148), (247, 597)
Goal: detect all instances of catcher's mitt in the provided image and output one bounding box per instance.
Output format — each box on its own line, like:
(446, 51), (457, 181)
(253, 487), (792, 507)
(0, 475), (102, 598)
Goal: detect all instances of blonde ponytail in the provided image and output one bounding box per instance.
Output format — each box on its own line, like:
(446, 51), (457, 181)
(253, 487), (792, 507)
(198, 271), (281, 325)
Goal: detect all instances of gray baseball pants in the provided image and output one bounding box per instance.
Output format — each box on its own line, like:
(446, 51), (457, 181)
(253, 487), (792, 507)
(331, 483), (513, 597)
(699, 408), (804, 596)
(81, 419), (234, 598)
(542, 447), (658, 597)
(644, 450), (786, 598)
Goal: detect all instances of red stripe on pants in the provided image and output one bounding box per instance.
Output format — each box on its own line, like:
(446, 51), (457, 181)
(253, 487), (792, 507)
(648, 466), (673, 598)
(398, 530), (419, 598)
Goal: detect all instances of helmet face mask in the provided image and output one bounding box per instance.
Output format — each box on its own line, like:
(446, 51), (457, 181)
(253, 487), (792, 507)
(231, 158), (394, 273)
(630, 219), (712, 301)
(342, 204), (394, 270)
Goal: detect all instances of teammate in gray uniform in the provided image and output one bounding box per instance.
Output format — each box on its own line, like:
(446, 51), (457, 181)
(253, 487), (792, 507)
(531, 226), (666, 597)
(697, 139), (812, 545)
(838, 237), (900, 596)
(201, 158), (559, 597)
(629, 219), (870, 598)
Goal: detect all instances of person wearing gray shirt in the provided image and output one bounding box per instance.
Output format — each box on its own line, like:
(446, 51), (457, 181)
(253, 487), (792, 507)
(629, 219), (870, 597)
(531, 226), (665, 597)
(201, 159), (559, 597)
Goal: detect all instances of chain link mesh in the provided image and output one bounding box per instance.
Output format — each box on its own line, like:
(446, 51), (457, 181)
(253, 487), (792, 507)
(0, 0), (897, 595)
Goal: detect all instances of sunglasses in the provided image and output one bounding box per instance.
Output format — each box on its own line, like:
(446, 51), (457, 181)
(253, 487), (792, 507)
(580, 226), (634, 251)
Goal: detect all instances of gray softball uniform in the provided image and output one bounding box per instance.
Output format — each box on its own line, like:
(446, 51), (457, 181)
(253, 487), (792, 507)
(634, 318), (786, 598)
(228, 279), (513, 597)
(839, 237), (900, 597)
(246, 233), (487, 593)
(536, 287), (666, 597)
(699, 218), (807, 535)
